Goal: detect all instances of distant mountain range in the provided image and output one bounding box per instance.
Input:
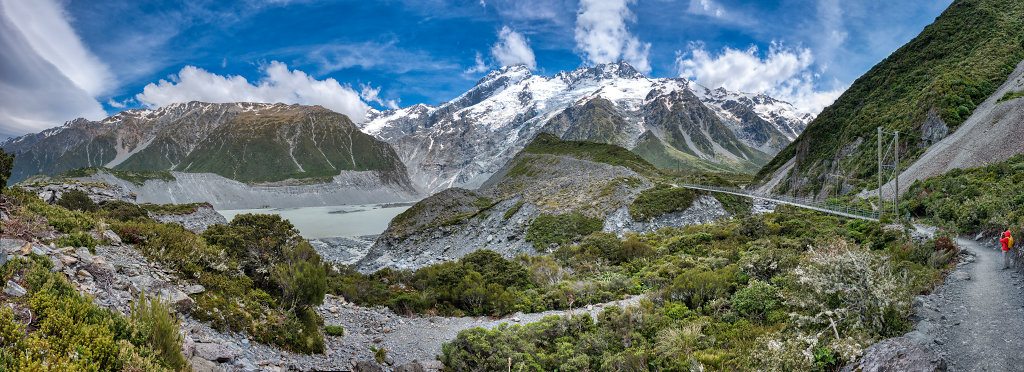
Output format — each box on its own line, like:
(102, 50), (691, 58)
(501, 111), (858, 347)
(362, 61), (812, 192)
(1, 102), (411, 185)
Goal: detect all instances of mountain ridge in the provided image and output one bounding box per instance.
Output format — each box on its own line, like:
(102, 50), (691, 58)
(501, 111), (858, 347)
(362, 61), (812, 193)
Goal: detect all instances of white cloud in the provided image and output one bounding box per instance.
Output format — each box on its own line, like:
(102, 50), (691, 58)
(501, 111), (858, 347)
(573, 0), (651, 74)
(1, 0), (114, 96)
(359, 84), (399, 110)
(689, 0), (726, 18)
(676, 42), (844, 113)
(136, 61), (373, 122)
(491, 26), (537, 70)
(464, 51), (490, 74)
(0, 0), (109, 137)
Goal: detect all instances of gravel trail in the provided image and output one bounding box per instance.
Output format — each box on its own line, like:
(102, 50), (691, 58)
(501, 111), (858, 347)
(912, 236), (1024, 371)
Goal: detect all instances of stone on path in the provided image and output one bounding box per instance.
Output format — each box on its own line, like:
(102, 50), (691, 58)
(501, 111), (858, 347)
(841, 336), (946, 372)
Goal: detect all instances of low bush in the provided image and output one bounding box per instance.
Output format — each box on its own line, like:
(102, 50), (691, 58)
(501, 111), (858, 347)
(629, 184), (698, 221)
(57, 231), (99, 252)
(56, 189), (98, 212)
(101, 200), (150, 222)
(1, 255), (183, 371)
(325, 325), (345, 336)
(526, 212), (603, 251)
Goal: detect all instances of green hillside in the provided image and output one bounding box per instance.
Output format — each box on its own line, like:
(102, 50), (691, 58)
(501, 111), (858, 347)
(755, 0), (1024, 195)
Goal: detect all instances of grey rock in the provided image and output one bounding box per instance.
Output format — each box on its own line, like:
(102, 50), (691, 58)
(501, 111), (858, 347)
(181, 334), (196, 359)
(184, 284), (206, 295)
(102, 230), (122, 245)
(4, 280), (27, 297)
(842, 337), (947, 372)
(75, 247), (94, 265)
(602, 194), (730, 237)
(159, 288), (194, 313)
(353, 360), (384, 372)
(149, 204), (228, 234)
(420, 360), (445, 372)
(0, 248), (6, 267)
(189, 356), (224, 372)
(0, 238), (27, 253)
(30, 244), (48, 256)
(394, 360), (427, 372)
(19, 182), (135, 205)
(194, 342), (237, 363)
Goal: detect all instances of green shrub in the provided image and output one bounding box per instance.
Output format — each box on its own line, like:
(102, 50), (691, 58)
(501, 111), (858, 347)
(2, 255), (179, 371)
(57, 189), (97, 212)
(325, 325), (345, 336)
(101, 200), (150, 222)
(130, 292), (188, 370)
(731, 280), (780, 321)
(629, 184), (698, 221)
(372, 346), (388, 365)
(668, 266), (740, 309)
(58, 231), (99, 252)
(526, 212), (603, 251)
(504, 201), (525, 219)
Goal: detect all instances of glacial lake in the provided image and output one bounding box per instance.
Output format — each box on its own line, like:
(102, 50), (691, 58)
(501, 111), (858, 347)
(218, 203), (412, 239)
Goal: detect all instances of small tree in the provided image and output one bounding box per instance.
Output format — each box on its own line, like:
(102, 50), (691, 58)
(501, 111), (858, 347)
(0, 149), (13, 190)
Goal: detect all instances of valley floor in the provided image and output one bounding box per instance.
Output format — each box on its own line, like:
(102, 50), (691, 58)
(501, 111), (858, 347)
(910, 235), (1024, 371)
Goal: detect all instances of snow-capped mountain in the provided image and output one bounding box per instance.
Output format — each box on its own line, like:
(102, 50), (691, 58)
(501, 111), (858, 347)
(361, 61), (813, 193)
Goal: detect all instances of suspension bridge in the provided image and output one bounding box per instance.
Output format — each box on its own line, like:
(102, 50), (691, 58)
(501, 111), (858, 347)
(676, 183), (881, 221)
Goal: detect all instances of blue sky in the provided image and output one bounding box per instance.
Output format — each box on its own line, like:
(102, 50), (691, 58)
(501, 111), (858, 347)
(0, 0), (953, 138)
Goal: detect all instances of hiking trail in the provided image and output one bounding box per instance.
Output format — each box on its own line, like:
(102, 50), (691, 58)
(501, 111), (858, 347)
(910, 234), (1024, 371)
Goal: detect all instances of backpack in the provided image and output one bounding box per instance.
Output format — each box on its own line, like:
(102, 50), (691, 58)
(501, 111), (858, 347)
(1009, 236), (1015, 250)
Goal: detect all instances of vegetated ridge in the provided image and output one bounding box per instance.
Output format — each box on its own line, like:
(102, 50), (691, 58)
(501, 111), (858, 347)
(753, 0), (1024, 199)
(1, 102), (412, 186)
(354, 133), (749, 272)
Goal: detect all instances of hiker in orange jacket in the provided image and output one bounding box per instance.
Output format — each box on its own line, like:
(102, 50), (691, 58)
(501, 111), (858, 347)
(1001, 230), (1014, 269)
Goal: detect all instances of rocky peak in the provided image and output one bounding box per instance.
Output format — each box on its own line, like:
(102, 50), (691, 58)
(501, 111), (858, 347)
(557, 61), (647, 87)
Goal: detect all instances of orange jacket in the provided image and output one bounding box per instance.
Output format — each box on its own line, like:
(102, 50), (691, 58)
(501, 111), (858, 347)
(1002, 234), (1013, 251)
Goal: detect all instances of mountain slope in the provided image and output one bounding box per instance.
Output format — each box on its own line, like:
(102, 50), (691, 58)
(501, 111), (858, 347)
(2, 102), (412, 186)
(362, 61), (810, 192)
(753, 0), (1024, 198)
(355, 134), (744, 272)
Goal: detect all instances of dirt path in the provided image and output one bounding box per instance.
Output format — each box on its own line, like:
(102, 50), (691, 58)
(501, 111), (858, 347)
(911, 236), (1024, 371)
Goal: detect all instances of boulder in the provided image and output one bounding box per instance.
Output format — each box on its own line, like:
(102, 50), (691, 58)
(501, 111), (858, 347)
(841, 337), (946, 372)
(184, 284), (206, 295)
(189, 356), (224, 372)
(75, 247), (95, 265)
(194, 342), (236, 363)
(0, 248), (6, 267)
(0, 238), (27, 253)
(420, 360), (445, 372)
(353, 360), (384, 372)
(394, 360), (427, 372)
(4, 280), (27, 297)
(102, 230), (122, 245)
(159, 287), (194, 313)
(181, 333), (196, 359)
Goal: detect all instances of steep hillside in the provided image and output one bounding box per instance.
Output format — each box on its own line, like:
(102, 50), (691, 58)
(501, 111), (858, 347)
(2, 102), (412, 186)
(754, 0), (1024, 198)
(363, 62), (808, 192)
(355, 134), (746, 272)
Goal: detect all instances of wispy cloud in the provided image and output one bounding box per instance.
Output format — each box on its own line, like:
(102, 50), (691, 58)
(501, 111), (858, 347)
(465, 51), (490, 74)
(360, 83), (399, 110)
(491, 26), (537, 69)
(574, 0), (650, 74)
(307, 40), (459, 75)
(135, 61), (373, 122)
(676, 41), (844, 113)
(0, 0), (109, 137)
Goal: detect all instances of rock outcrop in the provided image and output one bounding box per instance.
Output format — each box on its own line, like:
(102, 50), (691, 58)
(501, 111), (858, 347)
(149, 203), (228, 233)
